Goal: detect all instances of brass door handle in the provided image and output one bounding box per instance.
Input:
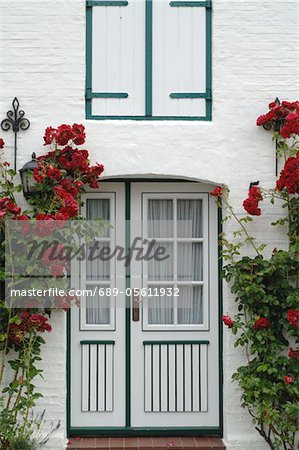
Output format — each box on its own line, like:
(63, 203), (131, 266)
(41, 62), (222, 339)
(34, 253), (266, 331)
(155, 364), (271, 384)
(132, 291), (140, 322)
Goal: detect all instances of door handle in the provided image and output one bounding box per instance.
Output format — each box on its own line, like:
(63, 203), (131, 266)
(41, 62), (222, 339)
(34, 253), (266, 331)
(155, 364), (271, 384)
(132, 290), (140, 322)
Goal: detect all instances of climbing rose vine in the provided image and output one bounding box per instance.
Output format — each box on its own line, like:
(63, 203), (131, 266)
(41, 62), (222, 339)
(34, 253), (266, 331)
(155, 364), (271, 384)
(211, 100), (299, 450)
(0, 124), (104, 448)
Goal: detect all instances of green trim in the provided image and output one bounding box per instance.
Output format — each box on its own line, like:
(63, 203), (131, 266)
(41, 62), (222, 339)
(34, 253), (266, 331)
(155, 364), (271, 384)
(143, 340), (209, 345)
(170, 92), (211, 99)
(218, 202), (224, 435)
(125, 182), (131, 428)
(87, 92), (129, 99)
(86, 114), (210, 121)
(145, 0), (153, 116)
(170, 1), (212, 6)
(66, 311), (71, 434)
(80, 340), (115, 345)
(69, 427), (222, 437)
(87, 0), (128, 5)
(85, 6), (93, 119)
(205, 3), (212, 120)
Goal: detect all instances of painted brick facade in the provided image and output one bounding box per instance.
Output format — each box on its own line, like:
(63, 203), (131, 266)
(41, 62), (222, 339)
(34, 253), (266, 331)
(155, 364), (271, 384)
(1, 0), (298, 448)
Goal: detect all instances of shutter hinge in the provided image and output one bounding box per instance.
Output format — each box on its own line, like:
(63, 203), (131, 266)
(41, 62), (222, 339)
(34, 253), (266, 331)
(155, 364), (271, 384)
(85, 88), (92, 100)
(206, 89), (212, 100)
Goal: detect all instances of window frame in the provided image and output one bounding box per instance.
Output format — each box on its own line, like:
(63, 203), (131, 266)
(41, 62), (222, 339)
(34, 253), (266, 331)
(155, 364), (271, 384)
(85, 0), (212, 121)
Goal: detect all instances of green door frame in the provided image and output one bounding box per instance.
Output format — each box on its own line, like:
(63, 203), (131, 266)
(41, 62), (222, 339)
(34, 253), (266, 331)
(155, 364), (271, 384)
(67, 180), (223, 437)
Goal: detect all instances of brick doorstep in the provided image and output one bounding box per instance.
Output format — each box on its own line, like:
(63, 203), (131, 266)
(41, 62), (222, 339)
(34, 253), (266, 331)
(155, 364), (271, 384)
(67, 436), (225, 449)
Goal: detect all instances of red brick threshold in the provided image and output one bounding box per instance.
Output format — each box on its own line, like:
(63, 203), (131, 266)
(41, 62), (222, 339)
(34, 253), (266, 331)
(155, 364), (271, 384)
(67, 436), (225, 450)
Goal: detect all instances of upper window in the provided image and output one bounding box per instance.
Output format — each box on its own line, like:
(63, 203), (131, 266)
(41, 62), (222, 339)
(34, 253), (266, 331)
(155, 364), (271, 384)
(86, 0), (212, 120)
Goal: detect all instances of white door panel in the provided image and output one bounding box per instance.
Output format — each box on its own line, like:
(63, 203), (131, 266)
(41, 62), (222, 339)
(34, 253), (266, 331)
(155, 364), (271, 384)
(130, 183), (219, 427)
(70, 184), (126, 427)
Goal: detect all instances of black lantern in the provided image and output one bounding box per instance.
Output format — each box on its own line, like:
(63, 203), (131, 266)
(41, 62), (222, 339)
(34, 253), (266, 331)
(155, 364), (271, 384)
(19, 152), (39, 199)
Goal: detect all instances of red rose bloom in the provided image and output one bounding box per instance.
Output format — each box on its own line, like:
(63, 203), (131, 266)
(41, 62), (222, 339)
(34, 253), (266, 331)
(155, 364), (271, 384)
(72, 123), (86, 145)
(243, 186), (263, 216)
(243, 197), (261, 216)
(29, 314), (43, 324)
(248, 186), (263, 201)
(287, 309), (299, 329)
(222, 315), (234, 328)
(34, 213), (57, 237)
(17, 214), (31, 235)
(0, 198), (21, 217)
(56, 124), (75, 146)
(283, 375), (295, 384)
(45, 164), (62, 181)
(210, 186), (223, 197)
(0, 138), (5, 149)
(253, 317), (271, 330)
(20, 311), (29, 320)
(276, 152), (299, 195)
(43, 126), (57, 145)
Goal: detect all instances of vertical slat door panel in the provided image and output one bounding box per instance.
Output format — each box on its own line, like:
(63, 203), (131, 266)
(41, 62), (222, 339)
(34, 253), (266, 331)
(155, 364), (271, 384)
(143, 342), (208, 412)
(160, 345), (168, 412)
(105, 345), (114, 412)
(152, 0), (206, 116)
(92, 2), (145, 116)
(200, 343), (208, 412)
(152, 345), (160, 412)
(176, 345), (184, 412)
(81, 345), (90, 412)
(192, 343), (200, 412)
(144, 345), (152, 412)
(168, 344), (176, 412)
(184, 344), (192, 412)
(90, 345), (98, 412)
(97, 344), (105, 411)
(81, 343), (114, 413)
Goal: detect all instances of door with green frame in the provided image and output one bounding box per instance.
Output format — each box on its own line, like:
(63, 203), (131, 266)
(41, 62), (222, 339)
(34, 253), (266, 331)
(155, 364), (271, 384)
(69, 181), (220, 432)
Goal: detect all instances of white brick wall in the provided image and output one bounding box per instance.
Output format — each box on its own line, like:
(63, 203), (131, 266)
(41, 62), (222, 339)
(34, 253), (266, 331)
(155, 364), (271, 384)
(1, 0), (298, 448)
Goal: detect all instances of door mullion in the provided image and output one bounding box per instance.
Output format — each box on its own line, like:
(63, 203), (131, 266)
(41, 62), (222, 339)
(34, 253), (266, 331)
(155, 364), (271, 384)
(173, 198), (178, 326)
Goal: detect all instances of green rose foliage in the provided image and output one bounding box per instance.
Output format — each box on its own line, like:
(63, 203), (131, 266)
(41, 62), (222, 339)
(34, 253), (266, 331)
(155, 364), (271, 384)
(216, 100), (299, 450)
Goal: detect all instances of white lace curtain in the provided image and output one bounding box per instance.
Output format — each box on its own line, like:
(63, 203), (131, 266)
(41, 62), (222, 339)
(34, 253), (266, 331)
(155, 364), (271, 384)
(84, 197), (204, 326)
(147, 199), (203, 325)
(86, 199), (110, 325)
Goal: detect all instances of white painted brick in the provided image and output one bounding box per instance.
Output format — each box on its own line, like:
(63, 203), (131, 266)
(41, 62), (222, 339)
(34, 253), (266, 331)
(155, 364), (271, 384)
(1, 0), (298, 448)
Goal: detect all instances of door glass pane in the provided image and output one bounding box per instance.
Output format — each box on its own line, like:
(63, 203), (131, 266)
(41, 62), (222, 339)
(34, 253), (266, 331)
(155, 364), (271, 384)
(86, 241), (110, 281)
(86, 286), (110, 324)
(177, 286), (203, 324)
(177, 199), (202, 238)
(148, 199), (173, 237)
(148, 287), (174, 324)
(87, 198), (110, 237)
(148, 242), (173, 281)
(177, 243), (203, 281)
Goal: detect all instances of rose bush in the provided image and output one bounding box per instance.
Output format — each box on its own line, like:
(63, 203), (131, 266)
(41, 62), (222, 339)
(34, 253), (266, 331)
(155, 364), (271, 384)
(0, 124), (104, 448)
(211, 101), (299, 450)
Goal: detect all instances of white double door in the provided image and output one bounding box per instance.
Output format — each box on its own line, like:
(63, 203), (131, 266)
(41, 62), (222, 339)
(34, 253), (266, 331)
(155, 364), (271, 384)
(70, 182), (219, 429)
